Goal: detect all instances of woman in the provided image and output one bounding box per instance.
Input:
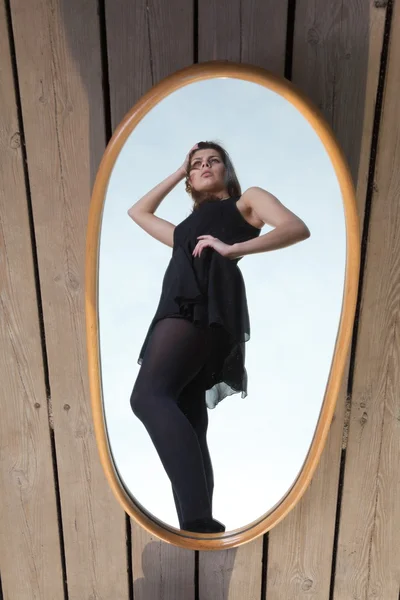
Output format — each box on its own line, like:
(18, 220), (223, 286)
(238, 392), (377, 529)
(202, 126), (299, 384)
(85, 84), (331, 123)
(128, 141), (310, 533)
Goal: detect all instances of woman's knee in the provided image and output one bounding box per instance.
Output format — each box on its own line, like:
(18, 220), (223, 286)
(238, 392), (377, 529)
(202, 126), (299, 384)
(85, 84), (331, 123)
(130, 383), (165, 421)
(130, 386), (145, 419)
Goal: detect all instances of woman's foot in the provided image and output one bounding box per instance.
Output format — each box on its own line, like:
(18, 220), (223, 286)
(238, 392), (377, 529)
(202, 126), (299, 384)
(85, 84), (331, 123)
(181, 517), (226, 533)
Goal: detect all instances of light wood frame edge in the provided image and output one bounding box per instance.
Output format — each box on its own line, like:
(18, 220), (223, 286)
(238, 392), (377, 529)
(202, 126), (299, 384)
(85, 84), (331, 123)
(85, 60), (361, 551)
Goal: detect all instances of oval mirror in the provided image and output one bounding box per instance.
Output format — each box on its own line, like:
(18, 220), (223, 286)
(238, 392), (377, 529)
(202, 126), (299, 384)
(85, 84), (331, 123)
(86, 61), (360, 550)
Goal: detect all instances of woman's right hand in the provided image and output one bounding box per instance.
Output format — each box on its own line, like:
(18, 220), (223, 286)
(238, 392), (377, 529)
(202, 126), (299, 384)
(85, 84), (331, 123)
(178, 144), (199, 177)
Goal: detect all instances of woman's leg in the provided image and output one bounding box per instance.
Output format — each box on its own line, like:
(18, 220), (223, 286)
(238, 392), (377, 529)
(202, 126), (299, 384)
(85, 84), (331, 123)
(130, 317), (212, 525)
(171, 374), (214, 526)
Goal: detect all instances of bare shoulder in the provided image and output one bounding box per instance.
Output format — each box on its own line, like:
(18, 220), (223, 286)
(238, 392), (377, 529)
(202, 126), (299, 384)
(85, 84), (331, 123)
(241, 186), (305, 229)
(242, 186), (278, 205)
(235, 187), (267, 230)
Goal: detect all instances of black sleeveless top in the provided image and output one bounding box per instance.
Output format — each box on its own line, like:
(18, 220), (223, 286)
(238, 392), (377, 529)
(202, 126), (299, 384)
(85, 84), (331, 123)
(137, 195), (262, 409)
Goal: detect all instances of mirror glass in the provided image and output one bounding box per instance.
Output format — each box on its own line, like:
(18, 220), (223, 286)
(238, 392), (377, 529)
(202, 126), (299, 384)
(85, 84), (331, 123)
(98, 77), (346, 532)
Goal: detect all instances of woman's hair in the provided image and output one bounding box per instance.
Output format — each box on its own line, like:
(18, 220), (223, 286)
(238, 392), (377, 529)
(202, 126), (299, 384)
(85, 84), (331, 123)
(185, 141), (241, 210)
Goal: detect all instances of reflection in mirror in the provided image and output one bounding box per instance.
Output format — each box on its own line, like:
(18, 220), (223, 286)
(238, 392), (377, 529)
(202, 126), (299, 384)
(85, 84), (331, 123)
(98, 77), (346, 533)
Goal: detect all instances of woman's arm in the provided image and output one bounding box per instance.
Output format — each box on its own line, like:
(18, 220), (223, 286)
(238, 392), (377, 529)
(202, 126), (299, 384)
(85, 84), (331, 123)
(128, 146), (197, 249)
(127, 168), (186, 248)
(229, 186), (311, 259)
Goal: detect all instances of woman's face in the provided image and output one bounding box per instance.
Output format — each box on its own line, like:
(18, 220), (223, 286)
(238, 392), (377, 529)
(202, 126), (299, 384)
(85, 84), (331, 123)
(188, 149), (227, 195)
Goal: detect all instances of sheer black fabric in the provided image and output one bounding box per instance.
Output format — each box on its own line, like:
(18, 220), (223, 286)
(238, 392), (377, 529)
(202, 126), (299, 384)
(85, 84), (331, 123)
(138, 196), (261, 409)
(130, 317), (223, 526)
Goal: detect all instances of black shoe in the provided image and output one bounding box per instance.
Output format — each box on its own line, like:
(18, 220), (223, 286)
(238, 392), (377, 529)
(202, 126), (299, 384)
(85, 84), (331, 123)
(182, 517), (226, 533)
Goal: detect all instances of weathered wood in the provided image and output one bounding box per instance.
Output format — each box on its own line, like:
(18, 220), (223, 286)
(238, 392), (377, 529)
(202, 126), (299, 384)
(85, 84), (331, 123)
(198, 0), (241, 62)
(267, 2), (388, 598)
(8, 0), (129, 597)
(131, 525), (195, 599)
(199, 0), (288, 69)
(104, 0), (151, 130)
(0, 0), (398, 596)
(105, 0), (193, 129)
(0, 2), (64, 598)
(104, 0), (196, 593)
(266, 378), (349, 598)
(199, 542), (262, 600)
(241, 0), (288, 73)
(334, 1), (400, 596)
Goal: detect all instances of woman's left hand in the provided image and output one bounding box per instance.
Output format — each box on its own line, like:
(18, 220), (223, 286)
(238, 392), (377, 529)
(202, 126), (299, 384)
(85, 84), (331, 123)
(192, 235), (234, 259)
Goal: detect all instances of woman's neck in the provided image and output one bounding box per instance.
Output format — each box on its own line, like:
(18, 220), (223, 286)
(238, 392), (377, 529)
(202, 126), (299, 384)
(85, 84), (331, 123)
(202, 191), (230, 201)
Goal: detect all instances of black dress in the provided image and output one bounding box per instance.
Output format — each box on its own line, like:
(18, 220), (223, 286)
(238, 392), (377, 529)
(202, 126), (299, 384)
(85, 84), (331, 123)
(137, 195), (262, 409)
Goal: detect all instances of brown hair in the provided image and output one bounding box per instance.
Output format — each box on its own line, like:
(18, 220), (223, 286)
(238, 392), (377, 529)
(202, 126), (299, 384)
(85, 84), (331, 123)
(185, 141), (241, 210)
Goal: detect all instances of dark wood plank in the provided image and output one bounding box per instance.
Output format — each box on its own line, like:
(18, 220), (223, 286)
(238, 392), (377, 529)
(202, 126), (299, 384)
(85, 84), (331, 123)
(199, 543), (262, 600)
(267, 2), (388, 597)
(105, 0), (193, 129)
(9, 0), (129, 597)
(132, 527), (195, 600)
(241, 0), (288, 73)
(334, 1), (400, 595)
(199, 0), (288, 71)
(104, 0), (152, 129)
(198, 0), (241, 62)
(0, 1), (64, 597)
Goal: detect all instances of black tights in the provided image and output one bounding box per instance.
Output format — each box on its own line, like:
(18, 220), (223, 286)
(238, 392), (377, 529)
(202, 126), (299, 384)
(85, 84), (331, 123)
(130, 317), (215, 527)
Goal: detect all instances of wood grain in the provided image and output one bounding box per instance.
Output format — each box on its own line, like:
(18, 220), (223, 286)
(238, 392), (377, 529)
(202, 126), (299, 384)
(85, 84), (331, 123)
(267, 2), (387, 598)
(8, 0), (129, 597)
(199, 0), (288, 69)
(0, 1), (64, 597)
(105, 0), (193, 129)
(334, 1), (400, 596)
(198, 0), (241, 62)
(199, 542), (262, 600)
(0, 0), (398, 596)
(104, 0), (196, 594)
(241, 0), (288, 73)
(132, 526), (195, 599)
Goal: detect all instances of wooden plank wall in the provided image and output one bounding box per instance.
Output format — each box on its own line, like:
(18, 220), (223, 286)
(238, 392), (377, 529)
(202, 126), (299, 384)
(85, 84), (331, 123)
(0, 0), (398, 598)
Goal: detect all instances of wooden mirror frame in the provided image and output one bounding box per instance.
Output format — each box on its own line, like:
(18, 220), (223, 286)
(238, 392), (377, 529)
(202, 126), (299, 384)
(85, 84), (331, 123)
(85, 60), (360, 551)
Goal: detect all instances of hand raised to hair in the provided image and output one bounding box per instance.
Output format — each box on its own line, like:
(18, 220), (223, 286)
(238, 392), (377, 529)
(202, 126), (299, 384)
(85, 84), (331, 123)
(178, 144), (199, 177)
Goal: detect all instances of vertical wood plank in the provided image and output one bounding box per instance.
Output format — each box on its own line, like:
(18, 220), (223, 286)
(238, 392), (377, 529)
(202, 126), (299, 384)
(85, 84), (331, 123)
(132, 527), (195, 599)
(0, 1), (64, 598)
(104, 0), (196, 595)
(199, 542), (262, 600)
(198, 1), (241, 62)
(267, 2), (388, 598)
(146, 1), (193, 86)
(334, 1), (400, 596)
(0, 0), (398, 597)
(241, 0), (288, 73)
(105, 0), (193, 129)
(9, 0), (129, 597)
(199, 0), (288, 68)
(197, 2), (288, 598)
(104, 0), (152, 130)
